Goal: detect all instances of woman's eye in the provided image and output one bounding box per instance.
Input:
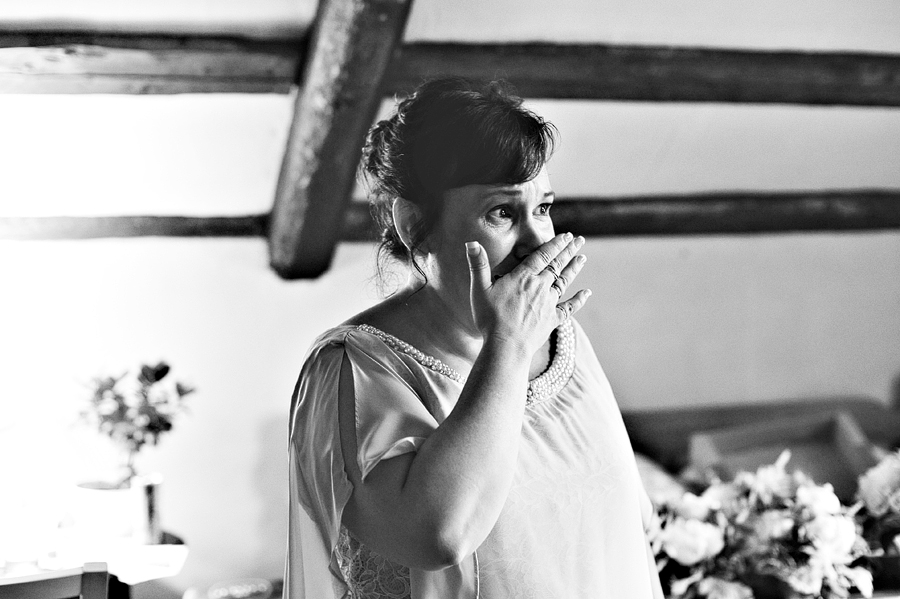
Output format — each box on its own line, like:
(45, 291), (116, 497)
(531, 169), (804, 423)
(490, 206), (512, 219)
(537, 203), (553, 216)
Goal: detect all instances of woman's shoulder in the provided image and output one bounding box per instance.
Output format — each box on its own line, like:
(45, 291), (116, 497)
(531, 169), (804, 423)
(303, 302), (415, 373)
(304, 324), (383, 364)
(307, 294), (403, 349)
(339, 292), (409, 329)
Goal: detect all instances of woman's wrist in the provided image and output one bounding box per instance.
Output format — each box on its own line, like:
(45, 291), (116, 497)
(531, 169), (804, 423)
(479, 330), (534, 369)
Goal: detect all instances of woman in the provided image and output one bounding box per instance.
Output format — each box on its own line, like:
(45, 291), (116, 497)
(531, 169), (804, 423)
(286, 78), (663, 598)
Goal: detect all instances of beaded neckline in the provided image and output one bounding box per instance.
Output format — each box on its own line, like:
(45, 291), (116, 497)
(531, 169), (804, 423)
(355, 320), (576, 406)
(356, 324), (464, 382)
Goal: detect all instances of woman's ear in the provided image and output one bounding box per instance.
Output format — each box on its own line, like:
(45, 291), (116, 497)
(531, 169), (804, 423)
(391, 198), (424, 253)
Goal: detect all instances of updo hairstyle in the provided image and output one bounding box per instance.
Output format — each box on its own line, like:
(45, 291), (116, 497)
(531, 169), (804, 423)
(361, 77), (558, 273)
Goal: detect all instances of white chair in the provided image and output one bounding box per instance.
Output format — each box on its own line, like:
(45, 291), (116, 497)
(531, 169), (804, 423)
(0, 562), (109, 599)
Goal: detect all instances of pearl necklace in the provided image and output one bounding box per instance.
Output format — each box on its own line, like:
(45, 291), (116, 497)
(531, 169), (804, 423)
(355, 320), (576, 406)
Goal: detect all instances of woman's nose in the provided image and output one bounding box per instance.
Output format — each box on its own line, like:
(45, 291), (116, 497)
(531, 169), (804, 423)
(513, 218), (553, 261)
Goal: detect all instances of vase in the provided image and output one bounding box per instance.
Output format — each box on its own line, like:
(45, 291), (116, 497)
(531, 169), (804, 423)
(70, 472), (163, 545)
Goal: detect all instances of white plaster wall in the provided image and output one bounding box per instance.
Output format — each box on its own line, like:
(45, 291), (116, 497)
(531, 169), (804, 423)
(0, 239), (380, 595)
(0, 0), (899, 596)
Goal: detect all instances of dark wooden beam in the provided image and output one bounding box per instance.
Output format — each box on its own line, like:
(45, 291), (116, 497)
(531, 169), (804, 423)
(385, 43), (900, 106)
(267, 0), (413, 279)
(550, 189), (900, 236)
(340, 190), (900, 240)
(3, 190), (899, 241)
(2, 36), (900, 106)
(0, 33), (301, 94)
(0, 32), (900, 106)
(0, 215), (267, 239)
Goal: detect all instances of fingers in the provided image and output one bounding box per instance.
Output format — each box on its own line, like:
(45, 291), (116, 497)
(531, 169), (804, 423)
(521, 232), (574, 275)
(556, 289), (592, 322)
(466, 241), (491, 292)
(545, 235), (585, 282)
(552, 249), (586, 297)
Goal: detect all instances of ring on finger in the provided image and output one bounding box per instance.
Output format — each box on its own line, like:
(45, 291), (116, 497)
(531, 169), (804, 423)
(550, 276), (564, 296)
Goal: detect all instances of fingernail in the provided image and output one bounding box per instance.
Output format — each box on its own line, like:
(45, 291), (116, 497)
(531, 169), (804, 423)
(577, 254), (587, 264)
(564, 232), (573, 241)
(465, 241), (479, 255)
(586, 289), (593, 297)
(576, 235), (585, 247)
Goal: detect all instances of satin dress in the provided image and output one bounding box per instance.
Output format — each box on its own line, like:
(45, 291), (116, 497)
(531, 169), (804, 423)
(285, 319), (662, 598)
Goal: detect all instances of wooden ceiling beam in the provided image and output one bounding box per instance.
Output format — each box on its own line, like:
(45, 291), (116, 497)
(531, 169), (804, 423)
(0, 215), (267, 239)
(0, 33), (300, 94)
(267, 0), (413, 279)
(342, 190), (900, 239)
(2, 36), (899, 106)
(547, 189), (900, 237)
(386, 43), (900, 106)
(5, 190), (899, 240)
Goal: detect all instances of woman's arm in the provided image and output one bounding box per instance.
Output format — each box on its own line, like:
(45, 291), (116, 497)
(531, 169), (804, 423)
(340, 332), (530, 569)
(341, 233), (589, 570)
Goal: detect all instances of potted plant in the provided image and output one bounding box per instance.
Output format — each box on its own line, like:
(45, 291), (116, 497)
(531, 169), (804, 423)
(77, 361), (194, 543)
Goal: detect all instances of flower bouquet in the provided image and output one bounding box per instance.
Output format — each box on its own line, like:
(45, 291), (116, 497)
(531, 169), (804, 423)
(856, 448), (900, 555)
(81, 361), (194, 487)
(650, 451), (873, 599)
(855, 448), (900, 588)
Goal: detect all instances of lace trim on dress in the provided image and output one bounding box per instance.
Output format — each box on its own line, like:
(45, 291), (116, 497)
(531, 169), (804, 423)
(336, 527), (412, 599)
(354, 320), (575, 407)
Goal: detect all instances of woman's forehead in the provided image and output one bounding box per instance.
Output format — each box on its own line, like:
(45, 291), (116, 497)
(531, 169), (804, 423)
(449, 168), (553, 202)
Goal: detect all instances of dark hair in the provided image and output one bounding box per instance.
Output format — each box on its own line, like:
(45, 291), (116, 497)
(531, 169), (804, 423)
(361, 77), (558, 277)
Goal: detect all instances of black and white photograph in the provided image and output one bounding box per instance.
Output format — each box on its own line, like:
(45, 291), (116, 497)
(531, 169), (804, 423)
(1, 1), (899, 598)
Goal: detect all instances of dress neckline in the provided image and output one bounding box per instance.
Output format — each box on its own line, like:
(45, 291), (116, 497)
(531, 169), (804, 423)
(354, 320), (576, 406)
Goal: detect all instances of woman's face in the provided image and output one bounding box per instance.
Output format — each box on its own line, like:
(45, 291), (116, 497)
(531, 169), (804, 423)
(423, 167), (556, 318)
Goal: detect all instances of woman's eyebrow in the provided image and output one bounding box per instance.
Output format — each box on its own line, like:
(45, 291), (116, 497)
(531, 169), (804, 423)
(489, 189), (556, 200)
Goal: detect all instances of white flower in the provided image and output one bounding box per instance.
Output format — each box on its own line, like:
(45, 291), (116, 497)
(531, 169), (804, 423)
(804, 514), (858, 564)
(842, 565), (874, 598)
(661, 517), (725, 566)
(857, 450), (900, 517)
(669, 571), (703, 598)
(697, 577), (754, 599)
(752, 509), (794, 541)
(123, 391), (141, 408)
(97, 398), (119, 416)
(796, 482), (841, 516)
(787, 562), (825, 596)
(751, 450), (794, 504)
(675, 492), (712, 520)
(701, 482), (739, 510)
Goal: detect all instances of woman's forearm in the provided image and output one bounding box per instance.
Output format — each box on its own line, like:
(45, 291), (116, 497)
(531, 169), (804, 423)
(400, 333), (531, 558)
(344, 332), (532, 570)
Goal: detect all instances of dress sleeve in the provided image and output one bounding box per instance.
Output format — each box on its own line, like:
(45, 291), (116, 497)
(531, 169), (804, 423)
(286, 328), (439, 599)
(341, 328), (439, 479)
